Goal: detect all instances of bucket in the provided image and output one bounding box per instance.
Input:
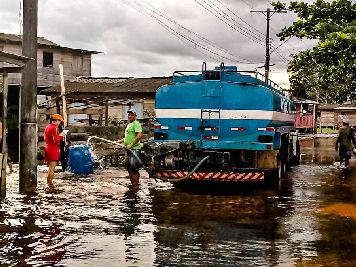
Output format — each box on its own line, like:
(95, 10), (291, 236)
(68, 145), (94, 174)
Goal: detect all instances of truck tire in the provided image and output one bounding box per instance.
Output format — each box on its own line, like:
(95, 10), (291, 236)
(277, 155), (285, 180)
(282, 156), (288, 174)
(289, 140), (300, 165)
(295, 140), (301, 164)
(280, 133), (289, 175)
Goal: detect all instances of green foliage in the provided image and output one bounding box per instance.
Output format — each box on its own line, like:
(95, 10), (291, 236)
(273, 0), (356, 104)
(316, 127), (338, 134)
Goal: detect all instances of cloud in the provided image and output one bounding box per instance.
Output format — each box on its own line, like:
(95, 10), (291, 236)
(0, 0), (315, 87)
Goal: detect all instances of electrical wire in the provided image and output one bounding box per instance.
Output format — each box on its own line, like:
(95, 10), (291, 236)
(123, 0), (261, 64)
(195, 0), (265, 45)
(142, 0), (254, 64)
(196, 0), (291, 65)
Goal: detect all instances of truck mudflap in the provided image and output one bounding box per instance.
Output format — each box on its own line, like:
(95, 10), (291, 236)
(151, 171), (264, 182)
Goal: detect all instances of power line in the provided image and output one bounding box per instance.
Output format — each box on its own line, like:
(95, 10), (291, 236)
(132, 0), (240, 62)
(270, 37), (291, 55)
(123, 0), (261, 64)
(195, 0), (266, 45)
(124, 0), (223, 62)
(250, 8), (288, 81)
(229, 0), (293, 61)
(214, 0), (264, 36)
(195, 0), (290, 63)
(142, 0), (254, 63)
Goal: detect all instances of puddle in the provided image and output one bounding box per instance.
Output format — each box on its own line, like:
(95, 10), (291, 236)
(320, 203), (356, 220)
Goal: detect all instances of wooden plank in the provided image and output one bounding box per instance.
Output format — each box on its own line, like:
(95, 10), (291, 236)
(2, 72), (8, 154)
(0, 153), (5, 198)
(38, 107), (105, 115)
(0, 50), (32, 66)
(0, 66), (23, 73)
(1, 71), (8, 198)
(59, 63), (67, 126)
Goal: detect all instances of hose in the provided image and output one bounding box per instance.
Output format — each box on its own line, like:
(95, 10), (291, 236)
(86, 135), (142, 165)
(86, 135), (125, 148)
(156, 156), (209, 182)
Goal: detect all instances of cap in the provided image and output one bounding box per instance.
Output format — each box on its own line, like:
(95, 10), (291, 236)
(342, 117), (349, 124)
(51, 113), (63, 121)
(127, 109), (137, 115)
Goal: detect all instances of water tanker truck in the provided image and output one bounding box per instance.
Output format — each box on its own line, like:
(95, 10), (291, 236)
(143, 63), (300, 183)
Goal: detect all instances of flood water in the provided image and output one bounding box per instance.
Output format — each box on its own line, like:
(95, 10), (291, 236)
(1, 137), (356, 266)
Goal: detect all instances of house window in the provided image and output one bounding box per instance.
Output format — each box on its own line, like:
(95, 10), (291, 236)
(43, 51), (53, 67)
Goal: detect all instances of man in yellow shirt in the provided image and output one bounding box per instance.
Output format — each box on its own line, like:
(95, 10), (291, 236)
(119, 109), (143, 187)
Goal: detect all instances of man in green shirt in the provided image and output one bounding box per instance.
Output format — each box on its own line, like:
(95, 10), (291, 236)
(335, 117), (356, 168)
(119, 109), (143, 187)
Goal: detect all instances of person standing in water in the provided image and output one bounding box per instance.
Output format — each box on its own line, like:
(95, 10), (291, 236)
(119, 109), (143, 188)
(44, 114), (65, 188)
(58, 121), (70, 172)
(335, 117), (356, 168)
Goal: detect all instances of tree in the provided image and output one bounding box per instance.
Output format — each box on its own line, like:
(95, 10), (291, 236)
(273, 0), (356, 103)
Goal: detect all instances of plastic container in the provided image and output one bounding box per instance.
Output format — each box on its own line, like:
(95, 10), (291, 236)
(68, 145), (94, 174)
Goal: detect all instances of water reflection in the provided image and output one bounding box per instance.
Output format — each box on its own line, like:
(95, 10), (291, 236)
(0, 194), (68, 266)
(299, 136), (339, 164)
(0, 137), (355, 266)
(150, 187), (292, 266)
(121, 190), (141, 239)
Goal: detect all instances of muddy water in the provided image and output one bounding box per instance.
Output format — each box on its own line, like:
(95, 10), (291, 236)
(1, 137), (356, 266)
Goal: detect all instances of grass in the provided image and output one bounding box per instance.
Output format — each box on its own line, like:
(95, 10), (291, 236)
(316, 128), (338, 134)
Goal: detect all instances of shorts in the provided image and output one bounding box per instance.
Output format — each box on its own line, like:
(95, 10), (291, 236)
(125, 150), (142, 173)
(45, 144), (60, 161)
(339, 149), (351, 160)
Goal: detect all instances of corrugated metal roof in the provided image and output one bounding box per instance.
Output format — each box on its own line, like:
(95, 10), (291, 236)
(0, 33), (100, 54)
(293, 97), (319, 104)
(44, 77), (172, 94)
(318, 103), (356, 110)
(318, 104), (339, 110)
(334, 105), (356, 110)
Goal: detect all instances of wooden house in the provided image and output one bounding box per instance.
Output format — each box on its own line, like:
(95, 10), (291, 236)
(0, 50), (32, 196)
(317, 104), (339, 129)
(317, 104), (356, 130)
(0, 32), (99, 89)
(334, 105), (356, 127)
(41, 76), (171, 126)
(294, 99), (318, 133)
(0, 33), (99, 161)
(36, 77), (171, 162)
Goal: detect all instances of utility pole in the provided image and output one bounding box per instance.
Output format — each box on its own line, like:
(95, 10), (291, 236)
(251, 8), (287, 82)
(0, 51), (31, 197)
(20, 0), (38, 193)
(1, 71), (9, 198)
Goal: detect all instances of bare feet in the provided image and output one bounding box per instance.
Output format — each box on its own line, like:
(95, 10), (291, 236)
(45, 184), (63, 193)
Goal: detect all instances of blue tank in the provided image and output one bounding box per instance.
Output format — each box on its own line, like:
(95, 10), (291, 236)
(144, 63), (300, 182)
(154, 63), (296, 151)
(68, 145), (94, 174)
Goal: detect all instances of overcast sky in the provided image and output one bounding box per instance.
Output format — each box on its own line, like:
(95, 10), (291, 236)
(0, 0), (316, 88)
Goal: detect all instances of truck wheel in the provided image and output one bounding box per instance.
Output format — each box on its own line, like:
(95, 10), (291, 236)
(289, 140), (300, 165)
(277, 156), (284, 180)
(295, 140), (300, 164)
(282, 157), (288, 174)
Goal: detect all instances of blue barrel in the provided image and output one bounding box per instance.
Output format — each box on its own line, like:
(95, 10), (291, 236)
(68, 145), (94, 174)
